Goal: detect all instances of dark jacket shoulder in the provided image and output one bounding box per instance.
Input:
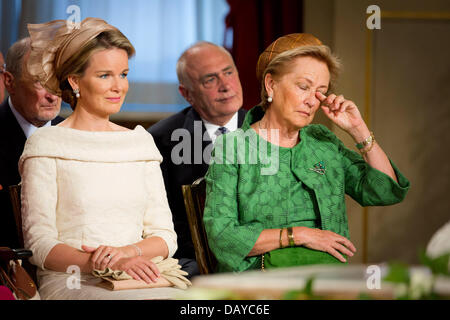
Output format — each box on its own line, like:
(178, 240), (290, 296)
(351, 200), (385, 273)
(148, 106), (195, 136)
(51, 115), (65, 125)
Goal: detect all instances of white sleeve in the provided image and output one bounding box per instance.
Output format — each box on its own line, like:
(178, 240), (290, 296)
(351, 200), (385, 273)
(20, 156), (63, 270)
(142, 161), (178, 258)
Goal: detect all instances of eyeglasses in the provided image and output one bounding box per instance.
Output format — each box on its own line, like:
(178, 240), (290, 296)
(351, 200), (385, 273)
(201, 68), (236, 89)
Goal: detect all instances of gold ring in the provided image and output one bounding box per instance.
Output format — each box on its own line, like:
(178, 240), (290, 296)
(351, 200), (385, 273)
(105, 254), (112, 260)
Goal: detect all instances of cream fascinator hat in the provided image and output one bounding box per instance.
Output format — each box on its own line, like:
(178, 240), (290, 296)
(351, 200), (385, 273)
(27, 17), (118, 96)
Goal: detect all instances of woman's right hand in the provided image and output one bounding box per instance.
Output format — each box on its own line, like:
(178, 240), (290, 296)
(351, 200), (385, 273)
(82, 245), (161, 283)
(294, 227), (357, 262)
(82, 245), (129, 271)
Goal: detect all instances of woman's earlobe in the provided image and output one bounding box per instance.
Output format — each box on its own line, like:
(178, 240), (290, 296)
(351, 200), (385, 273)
(67, 75), (79, 91)
(264, 73), (275, 98)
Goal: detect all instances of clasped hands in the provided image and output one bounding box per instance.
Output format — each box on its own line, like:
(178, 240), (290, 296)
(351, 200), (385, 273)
(82, 245), (160, 284)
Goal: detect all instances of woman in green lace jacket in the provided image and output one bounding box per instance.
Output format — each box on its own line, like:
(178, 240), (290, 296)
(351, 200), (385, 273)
(203, 38), (410, 273)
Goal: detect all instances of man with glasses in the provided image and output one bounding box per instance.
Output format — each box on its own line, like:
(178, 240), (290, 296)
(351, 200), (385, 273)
(0, 38), (63, 248)
(148, 42), (246, 276)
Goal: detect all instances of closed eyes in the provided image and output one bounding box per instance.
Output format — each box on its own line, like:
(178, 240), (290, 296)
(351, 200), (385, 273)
(298, 83), (327, 95)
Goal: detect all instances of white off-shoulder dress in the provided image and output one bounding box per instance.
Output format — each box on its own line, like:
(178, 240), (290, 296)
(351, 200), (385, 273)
(19, 125), (180, 300)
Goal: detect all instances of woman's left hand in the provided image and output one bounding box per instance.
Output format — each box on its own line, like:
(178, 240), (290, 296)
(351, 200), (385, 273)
(82, 245), (129, 271)
(111, 256), (161, 284)
(316, 92), (367, 135)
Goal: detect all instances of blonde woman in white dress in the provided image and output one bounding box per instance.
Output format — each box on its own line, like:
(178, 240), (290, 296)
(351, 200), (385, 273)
(19, 18), (181, 300)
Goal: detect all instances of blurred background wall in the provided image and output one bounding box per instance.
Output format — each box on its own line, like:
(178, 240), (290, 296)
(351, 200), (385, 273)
(304, 0), (450, 265)
(1, 0), (449, 265)
(1, 0), (231, 127)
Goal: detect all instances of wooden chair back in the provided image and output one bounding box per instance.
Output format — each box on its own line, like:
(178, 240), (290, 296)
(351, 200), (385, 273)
(182, 177), (217, 274)
(8, 184), (23, 248)
(8, 184), (37, 285)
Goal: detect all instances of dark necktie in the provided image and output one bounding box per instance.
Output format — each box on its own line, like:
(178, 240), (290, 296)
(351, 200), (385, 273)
(215, 127), (229, 136)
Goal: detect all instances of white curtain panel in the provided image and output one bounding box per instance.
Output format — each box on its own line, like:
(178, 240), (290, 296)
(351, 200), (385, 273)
(48, 0), (229, 83)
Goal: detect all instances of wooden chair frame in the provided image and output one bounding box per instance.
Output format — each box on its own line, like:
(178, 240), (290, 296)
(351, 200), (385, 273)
(9, 184), (23, 248)
(182, 177), (217, 274)
(8, 184), (37, 285)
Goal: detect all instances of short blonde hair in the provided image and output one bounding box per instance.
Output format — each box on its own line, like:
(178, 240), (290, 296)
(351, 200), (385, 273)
(260, 45), (341, 110)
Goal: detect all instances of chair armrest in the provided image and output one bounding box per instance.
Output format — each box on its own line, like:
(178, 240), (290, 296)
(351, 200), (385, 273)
(0, 247), (33, 264)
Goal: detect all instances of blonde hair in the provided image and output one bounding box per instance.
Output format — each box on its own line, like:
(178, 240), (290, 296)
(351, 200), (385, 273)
(58, 30), (135, 109)
(260, 45), (341, 110)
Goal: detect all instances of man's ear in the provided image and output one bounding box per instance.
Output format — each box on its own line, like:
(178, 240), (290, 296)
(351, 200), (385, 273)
(179, 84), (194, 105)
(3, 71), (15, 94)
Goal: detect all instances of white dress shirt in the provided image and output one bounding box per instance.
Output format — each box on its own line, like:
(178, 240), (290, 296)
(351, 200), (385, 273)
(8, 97), (51, 138)
(202, 111), (239, 144)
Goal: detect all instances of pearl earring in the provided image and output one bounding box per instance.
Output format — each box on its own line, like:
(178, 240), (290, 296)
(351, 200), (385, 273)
(74, 88), (80, 98)
(267, 96), (273, 103)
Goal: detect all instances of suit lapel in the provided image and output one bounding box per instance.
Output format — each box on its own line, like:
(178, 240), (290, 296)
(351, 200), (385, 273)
(0, 100), (26, 142)
(237, 108), (247, 128)
(183, 108), (211, 180)
(2, 101), (26, 156)
(51, 115), (65, 125)
(0, 100), (27, 185)
(183, 107), (247, 180)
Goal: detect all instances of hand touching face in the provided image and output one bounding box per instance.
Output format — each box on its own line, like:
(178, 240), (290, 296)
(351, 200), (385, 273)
(265, 56), (330, 131)
(316, 92), (365, 134)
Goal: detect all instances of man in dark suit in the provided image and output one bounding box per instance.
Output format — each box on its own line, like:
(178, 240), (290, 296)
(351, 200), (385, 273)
(148, 42), (247, 276)
(0, 38), (63, 248)
(0, 52), (5, 102)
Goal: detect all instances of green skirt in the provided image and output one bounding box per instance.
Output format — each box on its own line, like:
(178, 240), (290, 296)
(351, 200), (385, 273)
(263, 247), (346, 269)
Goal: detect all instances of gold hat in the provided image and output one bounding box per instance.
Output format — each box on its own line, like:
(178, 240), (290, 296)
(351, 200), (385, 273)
(27, 18), (118, 96)
(256, 33), (322, 83)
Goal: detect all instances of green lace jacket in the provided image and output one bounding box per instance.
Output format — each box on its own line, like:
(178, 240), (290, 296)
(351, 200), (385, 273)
(203, 106), (410, 273)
